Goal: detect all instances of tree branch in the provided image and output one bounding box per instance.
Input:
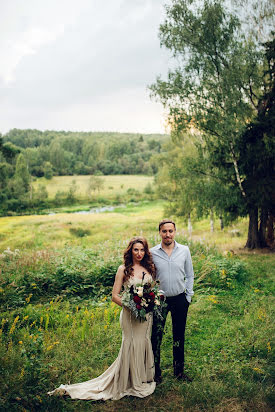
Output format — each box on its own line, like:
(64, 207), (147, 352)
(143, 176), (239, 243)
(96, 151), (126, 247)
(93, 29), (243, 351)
(229, 142), (246, 198)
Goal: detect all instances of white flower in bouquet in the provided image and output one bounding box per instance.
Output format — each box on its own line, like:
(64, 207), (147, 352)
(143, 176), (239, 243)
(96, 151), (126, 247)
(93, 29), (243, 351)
(137, 286), (143, 297)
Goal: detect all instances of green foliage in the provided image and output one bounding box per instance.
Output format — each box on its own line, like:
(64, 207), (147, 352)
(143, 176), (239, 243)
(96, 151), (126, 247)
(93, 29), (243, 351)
(0, 247), (122, 309)
(87, 175), (104, 199)
(3, 130), (169, 177)
(0, 241), (273, 411)
(69, 227), (91, 237)
(15, 154), (31, 190)
(0, 130), (169, 215)
(43, 161), (53, 179)
(150, 0), (275, 248)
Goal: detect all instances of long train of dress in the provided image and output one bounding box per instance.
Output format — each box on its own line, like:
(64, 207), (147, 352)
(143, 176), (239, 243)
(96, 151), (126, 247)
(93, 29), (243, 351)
(48, 282), (156, 400)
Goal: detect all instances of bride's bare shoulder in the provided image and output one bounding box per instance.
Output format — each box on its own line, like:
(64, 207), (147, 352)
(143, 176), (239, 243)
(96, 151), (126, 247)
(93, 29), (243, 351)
(116, 264), (125, 275)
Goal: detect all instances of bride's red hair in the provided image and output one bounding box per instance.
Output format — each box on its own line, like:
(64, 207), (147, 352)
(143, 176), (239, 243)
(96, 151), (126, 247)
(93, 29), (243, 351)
(123, 236), (155, 283)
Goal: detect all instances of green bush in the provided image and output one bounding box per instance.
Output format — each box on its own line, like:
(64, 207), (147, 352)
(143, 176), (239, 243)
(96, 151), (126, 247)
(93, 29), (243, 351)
(69, 227), (91, 237)
(0, 247), (121, 309)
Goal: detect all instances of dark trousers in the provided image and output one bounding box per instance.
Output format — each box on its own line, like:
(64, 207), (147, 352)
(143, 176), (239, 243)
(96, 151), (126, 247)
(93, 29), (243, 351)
(151, 292), (189, 377)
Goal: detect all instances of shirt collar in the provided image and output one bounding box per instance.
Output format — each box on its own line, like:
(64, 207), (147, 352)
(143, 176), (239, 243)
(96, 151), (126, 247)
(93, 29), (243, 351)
(157, 240), (179, 250)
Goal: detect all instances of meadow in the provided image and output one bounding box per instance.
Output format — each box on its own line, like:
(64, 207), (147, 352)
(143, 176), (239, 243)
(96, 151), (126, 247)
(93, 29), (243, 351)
(33, 175), (154, 200)
(0, 202), (274, 411)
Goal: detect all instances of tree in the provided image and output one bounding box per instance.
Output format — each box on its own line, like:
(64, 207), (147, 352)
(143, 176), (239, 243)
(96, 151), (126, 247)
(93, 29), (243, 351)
(43, 162), (54, 179)
(150, 0), (275, 248)
(49, 141), (66, 174)
(66, 180), (78, 204)
(87, 175), (104, 199)
(14, 153), (31, 192)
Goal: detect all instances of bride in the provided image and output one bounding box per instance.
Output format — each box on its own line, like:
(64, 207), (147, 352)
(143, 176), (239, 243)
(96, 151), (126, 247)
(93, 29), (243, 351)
(48, 236), (156, 401)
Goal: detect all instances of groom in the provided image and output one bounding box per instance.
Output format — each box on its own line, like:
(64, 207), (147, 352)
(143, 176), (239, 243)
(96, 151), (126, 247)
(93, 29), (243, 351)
(151, 219), (194, 383)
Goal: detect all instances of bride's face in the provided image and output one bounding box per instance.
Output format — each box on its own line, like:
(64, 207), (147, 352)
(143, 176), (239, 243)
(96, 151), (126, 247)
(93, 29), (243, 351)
(132, 242), (145, 264)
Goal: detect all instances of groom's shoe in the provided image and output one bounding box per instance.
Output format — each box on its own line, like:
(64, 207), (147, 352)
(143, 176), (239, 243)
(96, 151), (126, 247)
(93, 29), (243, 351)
(175, 372), (193, 383)
(154, 375), (163, 385)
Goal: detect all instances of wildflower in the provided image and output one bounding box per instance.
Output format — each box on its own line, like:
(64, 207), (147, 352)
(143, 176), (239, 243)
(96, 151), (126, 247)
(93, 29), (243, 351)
(54, 341), (60, 345)
(25, 294), (33, 304)
(220, 269), (226, 279)
(0, 287), (4, 293)
(9, 315), (20, 335)
(254, 289), (260, 293)
(36, 395), (43, 403)
(30, 321), (36, 328)
(101, 296), (107, 302)
(267, 342), (271, 353)
(66, 314), (70, 318)
(23, 316), (29, 321)
(47, 345), (54, 351)
(208, 295), (218, 304)
(253, 367), (264, 374)
(19, 341), (23, 345)
(50, 300), (53, 305)
(258, 309), (267, 320)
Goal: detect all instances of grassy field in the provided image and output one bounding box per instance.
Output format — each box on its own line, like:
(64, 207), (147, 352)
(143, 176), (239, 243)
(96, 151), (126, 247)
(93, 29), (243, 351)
(0, 200), (250, 252)
(0, 203), (274, 411)
(33, 175), (154, 200)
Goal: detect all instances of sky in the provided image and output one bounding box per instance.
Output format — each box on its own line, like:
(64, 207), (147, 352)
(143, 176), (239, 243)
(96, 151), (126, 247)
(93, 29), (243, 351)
(0, 0), (172, 135)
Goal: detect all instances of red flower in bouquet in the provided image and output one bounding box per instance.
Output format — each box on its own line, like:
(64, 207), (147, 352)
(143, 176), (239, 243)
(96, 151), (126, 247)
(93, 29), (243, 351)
(121, 276), (167, 322)
(133, 295), (141, 304)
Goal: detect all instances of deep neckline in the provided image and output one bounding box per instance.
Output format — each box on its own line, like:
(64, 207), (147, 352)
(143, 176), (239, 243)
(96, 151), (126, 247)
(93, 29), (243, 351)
(130, 272), (151, 282)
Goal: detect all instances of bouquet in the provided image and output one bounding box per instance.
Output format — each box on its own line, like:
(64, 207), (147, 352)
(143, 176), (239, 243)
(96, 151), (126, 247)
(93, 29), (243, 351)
(121, 277), (166, 322)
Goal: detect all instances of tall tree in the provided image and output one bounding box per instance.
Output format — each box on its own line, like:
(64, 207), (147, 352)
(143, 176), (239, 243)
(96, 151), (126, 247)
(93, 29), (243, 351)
(150, 0), (275, 248)
(14, 153), (31, 192)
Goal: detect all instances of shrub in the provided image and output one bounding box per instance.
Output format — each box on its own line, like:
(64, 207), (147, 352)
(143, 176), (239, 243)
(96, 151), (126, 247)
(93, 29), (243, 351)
(69, 228), (91, 238)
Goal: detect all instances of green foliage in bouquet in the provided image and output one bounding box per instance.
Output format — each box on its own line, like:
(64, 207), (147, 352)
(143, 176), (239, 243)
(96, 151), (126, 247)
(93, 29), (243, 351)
(121, 277), (166, 322)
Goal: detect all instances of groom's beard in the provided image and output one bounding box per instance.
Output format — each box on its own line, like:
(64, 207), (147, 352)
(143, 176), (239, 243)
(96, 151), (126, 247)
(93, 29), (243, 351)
(163, 239), (173, 246)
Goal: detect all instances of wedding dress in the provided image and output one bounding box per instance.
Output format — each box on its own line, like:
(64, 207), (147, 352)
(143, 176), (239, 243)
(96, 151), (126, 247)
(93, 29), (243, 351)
(48, 275), (156, 401)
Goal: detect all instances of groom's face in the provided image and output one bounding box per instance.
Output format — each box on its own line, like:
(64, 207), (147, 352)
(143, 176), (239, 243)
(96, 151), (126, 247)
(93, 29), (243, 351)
(159, 223), (176, 246)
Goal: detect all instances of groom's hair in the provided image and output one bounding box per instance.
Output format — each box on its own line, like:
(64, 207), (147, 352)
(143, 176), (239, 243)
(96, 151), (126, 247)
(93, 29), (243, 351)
(158, 219), (176, 231)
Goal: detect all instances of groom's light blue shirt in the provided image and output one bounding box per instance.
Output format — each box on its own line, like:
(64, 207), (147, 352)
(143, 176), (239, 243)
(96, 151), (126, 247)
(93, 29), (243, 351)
(150, 240), (194, 303)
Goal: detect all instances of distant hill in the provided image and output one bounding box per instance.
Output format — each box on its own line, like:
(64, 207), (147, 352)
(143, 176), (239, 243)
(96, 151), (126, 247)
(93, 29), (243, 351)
(2, 129), (170, 177)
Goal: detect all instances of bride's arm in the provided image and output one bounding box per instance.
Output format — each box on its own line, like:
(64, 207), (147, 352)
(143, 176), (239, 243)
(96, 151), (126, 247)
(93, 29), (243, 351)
(112, 265), (124, 307)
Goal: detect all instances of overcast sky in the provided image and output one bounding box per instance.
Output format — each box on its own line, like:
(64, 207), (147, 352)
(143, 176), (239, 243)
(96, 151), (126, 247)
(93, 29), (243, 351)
(0, 0), (173, 135)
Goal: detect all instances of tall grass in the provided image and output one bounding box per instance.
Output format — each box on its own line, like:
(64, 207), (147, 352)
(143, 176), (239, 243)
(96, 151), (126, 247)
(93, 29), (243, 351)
(0, 205), (274, 411)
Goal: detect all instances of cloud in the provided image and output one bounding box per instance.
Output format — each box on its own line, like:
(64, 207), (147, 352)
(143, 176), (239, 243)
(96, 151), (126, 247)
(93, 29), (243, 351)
(0, 0), (171, 133)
